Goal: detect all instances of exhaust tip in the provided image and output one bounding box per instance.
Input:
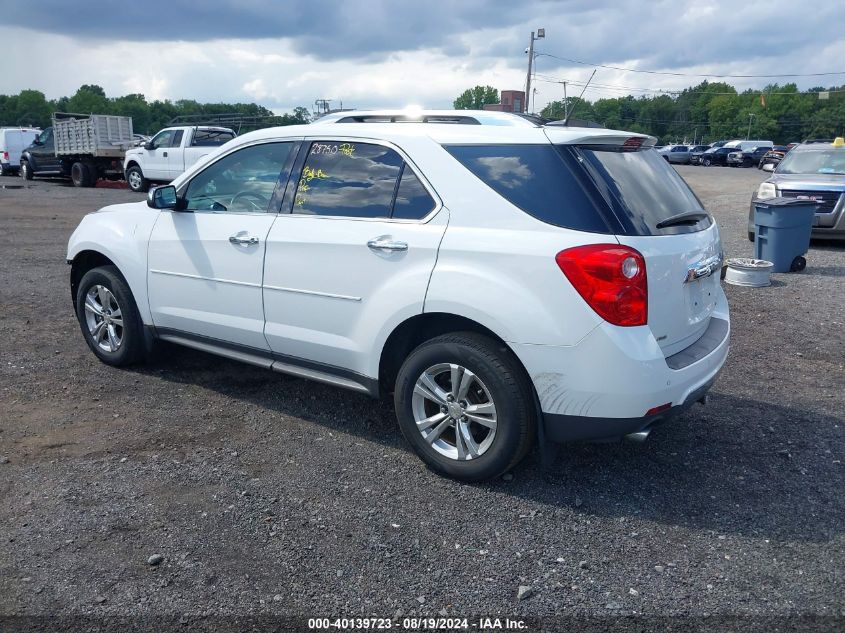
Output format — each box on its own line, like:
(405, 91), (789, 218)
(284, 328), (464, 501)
(625, 430), (651, 443)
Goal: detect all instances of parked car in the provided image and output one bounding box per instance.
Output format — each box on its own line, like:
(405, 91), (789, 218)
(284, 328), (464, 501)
(20, 114), (133, 187)
(724, 140), (774, 152)
(660, 145), (691, 163)
(727, 146), (772, 168)
(123, 126), (236, 192)
(132, 134), (151, 147)
(758, 144), (797, 170)
(709, 140), (728, 148)
(749, 137), (845, 242)
(688, 145), (711, 165)
(699, 146), (738, 166)
(0, 127), (40, 176)
(67, 109), (729, 482)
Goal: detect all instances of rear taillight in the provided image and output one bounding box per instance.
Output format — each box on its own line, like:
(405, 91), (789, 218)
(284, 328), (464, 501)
(555, 244), (648, 327)
(1, 152), (8, 160)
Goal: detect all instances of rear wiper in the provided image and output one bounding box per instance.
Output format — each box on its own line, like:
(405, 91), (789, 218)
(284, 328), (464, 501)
(656, 211), (709, 229)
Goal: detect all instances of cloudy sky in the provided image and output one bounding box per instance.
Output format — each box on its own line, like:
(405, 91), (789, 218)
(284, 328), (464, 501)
(1, 0), (844, 114)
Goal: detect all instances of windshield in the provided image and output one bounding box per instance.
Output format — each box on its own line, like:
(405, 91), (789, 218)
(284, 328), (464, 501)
(777, 149), (845, 175)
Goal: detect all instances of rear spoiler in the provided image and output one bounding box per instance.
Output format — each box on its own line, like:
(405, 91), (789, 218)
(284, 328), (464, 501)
(544, 129), (657, 150)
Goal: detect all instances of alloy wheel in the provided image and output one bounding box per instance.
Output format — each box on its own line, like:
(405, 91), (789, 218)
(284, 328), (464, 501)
(127, 170), (142, 191)
(84, 285), (124, 352)
(411, 363), (497, 460)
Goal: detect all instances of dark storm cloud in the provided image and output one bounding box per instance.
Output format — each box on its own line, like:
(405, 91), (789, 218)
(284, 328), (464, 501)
(0, 0), (556, 59)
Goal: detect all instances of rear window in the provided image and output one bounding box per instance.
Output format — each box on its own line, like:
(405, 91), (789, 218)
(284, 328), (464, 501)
(445, 143), (709, 235)
(577, 146), (710, 235)
(191, 129), (236, 147)
(443, 144), (612, 233)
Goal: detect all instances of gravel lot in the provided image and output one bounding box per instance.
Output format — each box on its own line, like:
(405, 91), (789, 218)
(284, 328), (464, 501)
(0, 167), (843, 631)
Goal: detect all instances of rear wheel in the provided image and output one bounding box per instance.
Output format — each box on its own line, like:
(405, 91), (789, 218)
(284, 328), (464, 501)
(71, 161), (95, 187)
(0, 163), (10, 177)
(702, 157), (712, 166)
(75, 266), (146, 366)
(394, 332), (535, 482)
(125, 165), (148, 192)
(20, 160), (33, 180)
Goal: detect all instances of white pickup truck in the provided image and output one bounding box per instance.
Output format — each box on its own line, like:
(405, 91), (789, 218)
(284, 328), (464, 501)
(123, 126), (236, 192)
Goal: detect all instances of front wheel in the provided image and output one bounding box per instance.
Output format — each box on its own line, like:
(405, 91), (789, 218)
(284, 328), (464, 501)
(75, 266), (146, 366)
(125, 165), (149, 193)
(20, 161), (33, 180)
(702, 158), (711, 166)
(394, 333), (535, 481)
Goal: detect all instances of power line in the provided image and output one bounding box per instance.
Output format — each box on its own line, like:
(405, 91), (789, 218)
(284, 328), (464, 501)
(537, 53), (845, 78)
(533, 74), (845, 97)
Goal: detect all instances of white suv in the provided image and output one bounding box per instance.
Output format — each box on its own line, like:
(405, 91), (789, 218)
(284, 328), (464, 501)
(67, 110), (730, 481)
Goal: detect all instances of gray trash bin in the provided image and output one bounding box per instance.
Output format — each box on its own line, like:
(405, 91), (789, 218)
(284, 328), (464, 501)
(753, 197), (817, 273)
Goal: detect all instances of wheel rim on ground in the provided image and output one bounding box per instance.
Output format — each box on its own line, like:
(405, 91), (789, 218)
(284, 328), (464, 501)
(411, 363), (498, 461)
(127, 170), (141, 190)
(84, 285), (124, 352)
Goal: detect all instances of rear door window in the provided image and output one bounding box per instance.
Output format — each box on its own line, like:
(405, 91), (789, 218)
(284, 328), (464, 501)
(292, 141), (403, 218)
(444, 144), (612, 233)
(392, 166), (436, 220)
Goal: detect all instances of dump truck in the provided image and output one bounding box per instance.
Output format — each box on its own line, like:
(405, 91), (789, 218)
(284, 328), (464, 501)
(20, 112), (134, 187)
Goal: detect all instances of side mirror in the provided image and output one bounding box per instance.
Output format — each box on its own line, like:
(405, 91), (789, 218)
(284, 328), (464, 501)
(762, 163), (775, 172)
(32, 139), (42, 146)
(144, 141), (155, 151)
(147, 185), (179, 209)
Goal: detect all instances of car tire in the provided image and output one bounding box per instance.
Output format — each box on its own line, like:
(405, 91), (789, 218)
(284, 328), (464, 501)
(71, 161), (95, 188)
(75, 265), (146, 367)
(20, 160), (33, 180)
(748, 231), (755, 243)
(394, 332), (535, 482)
(125, 165), (149, 193)
(702, 158), (711, 166)
(0, 163), (9, 177)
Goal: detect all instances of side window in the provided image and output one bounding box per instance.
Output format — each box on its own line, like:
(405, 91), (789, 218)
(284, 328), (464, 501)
(39, 128), (53, 144)
(392, 166), (436, 220)
(293, 141), (403, 218)
(170, 130), (184, 148)
(183, 142), (294, 213)
(150, 131), (174, 150)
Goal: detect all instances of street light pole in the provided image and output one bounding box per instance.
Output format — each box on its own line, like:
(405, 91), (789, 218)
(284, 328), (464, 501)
(524, 28), (544, 113)
(747, 113), (755, 140)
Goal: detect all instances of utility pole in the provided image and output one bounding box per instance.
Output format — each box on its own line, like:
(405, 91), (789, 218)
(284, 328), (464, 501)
(524, 28), (545, 113)
(747, 113), (755, 140)
(562, 81), (568, 120)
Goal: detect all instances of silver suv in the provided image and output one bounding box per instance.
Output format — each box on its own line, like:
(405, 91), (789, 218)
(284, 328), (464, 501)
(749, 139), (845, 241)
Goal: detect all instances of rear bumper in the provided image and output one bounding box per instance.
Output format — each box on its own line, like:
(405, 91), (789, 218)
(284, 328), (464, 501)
(542, 377), (716, 442)
(511, 293), (730, 443)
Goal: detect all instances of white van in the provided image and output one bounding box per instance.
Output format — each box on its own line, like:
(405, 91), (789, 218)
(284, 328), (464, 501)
(0, 127), (41, 176)
(723, 140), (773, 152)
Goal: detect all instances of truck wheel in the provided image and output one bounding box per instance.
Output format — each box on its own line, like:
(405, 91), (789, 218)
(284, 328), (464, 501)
(71, 161), (95, 187)
(85, 162), (99, 187)
(20, 161), (33, 180)
(125, 165), (148, 193)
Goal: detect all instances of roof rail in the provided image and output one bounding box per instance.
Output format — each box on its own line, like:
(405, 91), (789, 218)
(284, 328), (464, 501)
(335, 114), (482, 125)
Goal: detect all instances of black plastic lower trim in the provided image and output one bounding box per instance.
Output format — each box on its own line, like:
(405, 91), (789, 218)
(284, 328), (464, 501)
(666, 317), (729, 370)
(542, 377), (716, 443)
(151, 326), (380, 397)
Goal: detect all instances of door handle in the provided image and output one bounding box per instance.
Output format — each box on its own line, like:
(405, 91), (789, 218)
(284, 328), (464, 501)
(367, 236), (408, 252)
(229, 235), (259, 246)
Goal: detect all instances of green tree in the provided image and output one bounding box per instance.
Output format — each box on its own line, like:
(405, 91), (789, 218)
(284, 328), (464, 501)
(66, 85), (109, 115)
(453, 85), (499, 110)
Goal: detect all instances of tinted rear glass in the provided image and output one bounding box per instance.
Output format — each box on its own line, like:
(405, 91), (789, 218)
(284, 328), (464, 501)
(577, 147), (709, 235)
(443, 144), (612, 233)
(445, 143), (709, 235)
